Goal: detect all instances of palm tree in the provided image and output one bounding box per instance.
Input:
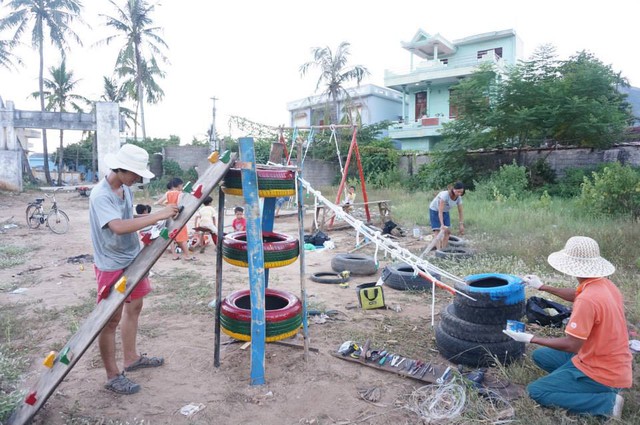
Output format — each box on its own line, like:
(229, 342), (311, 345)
(31, 59), (89, 185)
(100, 75), (137, 132)
(0, 0), (83, 185)
(99, 0), (169, 140)
(0, 37), (22, 70)
(299, 41), (369, 125)
(115, 54), (165, 135)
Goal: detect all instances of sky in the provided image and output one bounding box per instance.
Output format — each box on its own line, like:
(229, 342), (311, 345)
(1, 0), (639, 152)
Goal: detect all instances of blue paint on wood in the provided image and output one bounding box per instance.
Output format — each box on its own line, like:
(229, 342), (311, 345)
(239, 137), (266, 386)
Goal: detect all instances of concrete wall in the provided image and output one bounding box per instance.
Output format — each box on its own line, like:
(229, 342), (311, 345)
(162, 146), (210, 177)
(0, 150), (21, 191)
(300, 159), (340, 188)
(398, 145), (640, 178)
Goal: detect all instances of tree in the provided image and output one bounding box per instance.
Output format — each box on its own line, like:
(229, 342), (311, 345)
(0, 37), (22, 70)
(31, 59), (89, 185)
(299, 41), (369, 125)
(100, 75), (137, 131)
(100, 0), (169, 140)
(0, 0), (83, 185)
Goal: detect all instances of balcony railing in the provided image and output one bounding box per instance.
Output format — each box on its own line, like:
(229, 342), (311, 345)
(385, 52), (505, 79)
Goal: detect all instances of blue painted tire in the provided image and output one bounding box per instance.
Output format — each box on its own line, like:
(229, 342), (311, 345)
(454, 273), (525, 309)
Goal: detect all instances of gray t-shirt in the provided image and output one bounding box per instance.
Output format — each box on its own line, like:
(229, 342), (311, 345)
(429, 190), (462, 212)
(89, 177), (140, 271)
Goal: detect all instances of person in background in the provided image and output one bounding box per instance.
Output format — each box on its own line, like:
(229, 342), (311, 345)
(428, 181), (464, 250)
(503, 236), (630, 419)
(232, 206), (246, 231)
(156, 177), (196, 261)
(89, 144), (179, 394)
(342, 185), (356, 213)
(194, 196), (218, 245)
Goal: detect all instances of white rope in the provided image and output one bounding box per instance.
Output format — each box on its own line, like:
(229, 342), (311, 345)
(299, 177), (470, 306)
(330, 124), (344, 175)
(404, 379), (466, 422)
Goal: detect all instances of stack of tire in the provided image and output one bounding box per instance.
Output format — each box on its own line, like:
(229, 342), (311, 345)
(380, 263), (441, 291)
(435, 273), (526, 367)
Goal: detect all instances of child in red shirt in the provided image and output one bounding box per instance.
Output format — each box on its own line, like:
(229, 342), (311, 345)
(232, 206), (246, 231)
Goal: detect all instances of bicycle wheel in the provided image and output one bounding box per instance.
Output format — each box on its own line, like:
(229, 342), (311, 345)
(47, 209), (69, 234)
(26, 205), (42, 229)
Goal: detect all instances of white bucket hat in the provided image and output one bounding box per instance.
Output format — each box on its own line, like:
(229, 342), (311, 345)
(104, 144), (154, 179)
(547, 236), (615, 278)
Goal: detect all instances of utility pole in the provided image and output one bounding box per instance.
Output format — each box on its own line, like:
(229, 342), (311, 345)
(209, 96), (218, 152)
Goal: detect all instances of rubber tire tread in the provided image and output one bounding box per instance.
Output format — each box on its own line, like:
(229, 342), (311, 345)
(448, 235), (467, 247)
(331, 253), (378, 276)
(47, 209), (69, 234)
(220, 314), (302, 336)
(310, 272), (349, 284)
(381, 263), (439, 291)
(221, 288), (302, 322)
(452, 300), (525, 325)
(435, 323), (525, 367)
(26, 204), (41, 229)
(439, 303), (512, 343)
(454, 274), (525, 309)
(435, 247), (474, 260)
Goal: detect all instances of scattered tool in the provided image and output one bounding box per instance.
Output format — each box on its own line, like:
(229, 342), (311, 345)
(436, 366), (452, 384)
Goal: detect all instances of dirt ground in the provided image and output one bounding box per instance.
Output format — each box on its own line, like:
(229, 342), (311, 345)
(0, 189), (488, 425)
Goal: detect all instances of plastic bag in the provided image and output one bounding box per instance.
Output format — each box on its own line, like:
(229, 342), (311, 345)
(526, 296), (572, 327)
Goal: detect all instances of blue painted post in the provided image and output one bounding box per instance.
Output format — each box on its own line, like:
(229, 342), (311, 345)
(238, 137), (266, 386)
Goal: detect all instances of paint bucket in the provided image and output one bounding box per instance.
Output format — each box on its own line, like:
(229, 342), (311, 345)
(506, 320), (525, 332)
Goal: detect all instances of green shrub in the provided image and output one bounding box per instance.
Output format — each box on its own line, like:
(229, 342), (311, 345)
(528, 158), (556, 189)
(545, 164), (608, 198)
(579, 162), (640, 217)
(407, 150), (474, 191)
(473, 161), (529, 201)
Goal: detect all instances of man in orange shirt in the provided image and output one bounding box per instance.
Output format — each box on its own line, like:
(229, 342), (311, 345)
(503, 236), (631, 419)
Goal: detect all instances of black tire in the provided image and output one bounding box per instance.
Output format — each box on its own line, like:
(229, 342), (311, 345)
(439, 303), (511, 343)
(435, 247), (474, 260)
(26, 204), (41, 229)
(448, 235), (467, 247)
(452, 301), (525, 325)
(310, 272), (349, 284)
(435, 323), (525, 367)
(47, 209), (69, 234)
(331, 253), (378, 276)
(454, 273), (525, 309)
(381, 263), (440, 291)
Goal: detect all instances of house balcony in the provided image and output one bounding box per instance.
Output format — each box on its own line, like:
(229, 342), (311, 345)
(384, 53), (506, 90)
(388, 116), (452, 139)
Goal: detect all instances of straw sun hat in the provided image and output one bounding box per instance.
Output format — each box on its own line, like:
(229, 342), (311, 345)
(105, 144), (154, 179)
(547, 236), (615, 278)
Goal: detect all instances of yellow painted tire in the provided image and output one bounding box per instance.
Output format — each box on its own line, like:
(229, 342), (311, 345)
(221, 326), (301, 342)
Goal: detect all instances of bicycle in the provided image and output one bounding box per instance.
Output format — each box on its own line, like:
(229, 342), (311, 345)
(26, 187), (70, 234)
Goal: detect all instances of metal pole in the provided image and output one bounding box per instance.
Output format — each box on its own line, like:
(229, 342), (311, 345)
(296, 141), (309, 360)
(214, 187), (225, 368)
(210, 96), (218, 152)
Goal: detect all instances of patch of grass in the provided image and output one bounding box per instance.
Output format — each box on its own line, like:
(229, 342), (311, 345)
(62, 293), (96, 334)
(0, 245), (29, 269)
(152, 271), (214, 315)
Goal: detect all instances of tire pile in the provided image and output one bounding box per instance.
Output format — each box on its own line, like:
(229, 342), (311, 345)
(435, 273), (526, 367)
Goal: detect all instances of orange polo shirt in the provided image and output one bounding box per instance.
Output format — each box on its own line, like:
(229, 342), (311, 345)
(565, 278), (632, 388)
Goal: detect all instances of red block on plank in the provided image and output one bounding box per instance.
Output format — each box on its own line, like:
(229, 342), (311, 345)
(98, 285), (111, 302)
(193, 184), (203, 199)
(25, 391), (37, 405)
(140, 232), (152, 245)
(169, 229), (179, 240)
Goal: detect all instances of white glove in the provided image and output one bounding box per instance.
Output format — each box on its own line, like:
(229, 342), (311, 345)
(502, 329), (534, 343)
(522, 274), (543, 290)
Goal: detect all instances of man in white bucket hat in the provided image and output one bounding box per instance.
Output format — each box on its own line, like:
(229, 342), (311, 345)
(502, 236), (631, 419)
(89, 144), (179, 394)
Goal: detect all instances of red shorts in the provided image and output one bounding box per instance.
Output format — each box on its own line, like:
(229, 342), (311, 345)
(94, 266), (152, 303)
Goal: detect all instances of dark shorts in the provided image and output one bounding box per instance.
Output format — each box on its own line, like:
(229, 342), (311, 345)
(94, 266), (151, 303)
(429, 209), (450, 230)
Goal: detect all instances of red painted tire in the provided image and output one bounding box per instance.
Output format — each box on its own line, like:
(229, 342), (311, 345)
(221, 288), (302, 322)
(223, 231), (299, 268)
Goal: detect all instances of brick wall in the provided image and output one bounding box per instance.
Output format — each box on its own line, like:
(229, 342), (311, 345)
(162, 146), (340, 188)
(399, 145), (640, 178)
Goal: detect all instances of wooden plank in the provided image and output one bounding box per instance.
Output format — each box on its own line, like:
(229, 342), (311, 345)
(330, 351), (450, 385)
(8, 154), (237, 425)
